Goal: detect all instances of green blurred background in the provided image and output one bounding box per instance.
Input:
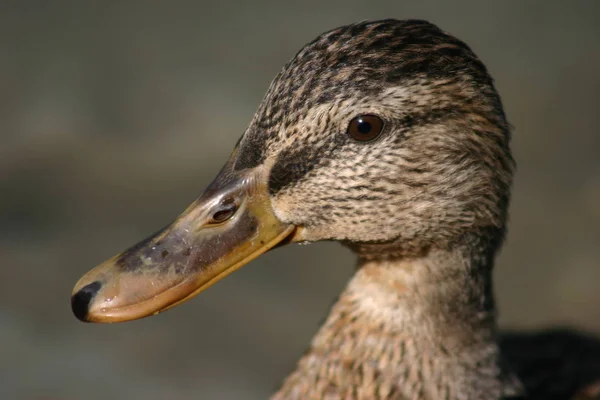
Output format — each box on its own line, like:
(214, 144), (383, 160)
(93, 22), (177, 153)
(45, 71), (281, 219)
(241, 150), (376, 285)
(1, 1), (599, 399)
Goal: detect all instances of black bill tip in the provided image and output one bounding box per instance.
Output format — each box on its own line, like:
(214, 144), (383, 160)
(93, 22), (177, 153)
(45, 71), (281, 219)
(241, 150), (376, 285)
(71, 281), (102, 322)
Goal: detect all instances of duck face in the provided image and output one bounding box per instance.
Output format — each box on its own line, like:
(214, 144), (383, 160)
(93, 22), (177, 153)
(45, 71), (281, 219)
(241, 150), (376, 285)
(71, 19), (513, 323)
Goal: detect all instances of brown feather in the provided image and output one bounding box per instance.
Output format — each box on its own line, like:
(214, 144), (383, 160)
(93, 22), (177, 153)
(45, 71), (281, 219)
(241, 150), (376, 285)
(228, 19), (600, 399)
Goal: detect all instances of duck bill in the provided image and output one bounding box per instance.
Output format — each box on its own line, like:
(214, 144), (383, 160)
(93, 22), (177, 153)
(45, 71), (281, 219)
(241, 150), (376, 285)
(71, 157), (294, 323)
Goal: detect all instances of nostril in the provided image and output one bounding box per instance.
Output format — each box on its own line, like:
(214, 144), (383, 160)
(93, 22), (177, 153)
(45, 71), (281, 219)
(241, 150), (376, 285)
(71, 281), (102, 322)
(211, 207), (236, 223)
(210, 198), (238, 224)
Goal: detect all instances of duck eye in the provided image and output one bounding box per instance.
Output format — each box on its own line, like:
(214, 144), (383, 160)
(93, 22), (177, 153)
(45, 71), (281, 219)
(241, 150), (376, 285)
(347, 115), (384, 142)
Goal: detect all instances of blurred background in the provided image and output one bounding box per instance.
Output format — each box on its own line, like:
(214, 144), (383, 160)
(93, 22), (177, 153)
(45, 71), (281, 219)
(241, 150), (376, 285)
(1, 1), (599, 399)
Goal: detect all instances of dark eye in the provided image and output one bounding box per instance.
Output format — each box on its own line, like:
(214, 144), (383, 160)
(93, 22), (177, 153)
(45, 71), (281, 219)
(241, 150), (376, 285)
(347, 115), (384, 142)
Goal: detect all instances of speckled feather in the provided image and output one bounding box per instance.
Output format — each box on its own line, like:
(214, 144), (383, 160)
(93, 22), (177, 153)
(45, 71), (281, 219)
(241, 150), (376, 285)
(229, 19), (600, 399)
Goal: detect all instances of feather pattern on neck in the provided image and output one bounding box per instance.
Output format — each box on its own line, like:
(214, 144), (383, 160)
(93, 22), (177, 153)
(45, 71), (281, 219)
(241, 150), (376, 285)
(273, 245), (523, 399)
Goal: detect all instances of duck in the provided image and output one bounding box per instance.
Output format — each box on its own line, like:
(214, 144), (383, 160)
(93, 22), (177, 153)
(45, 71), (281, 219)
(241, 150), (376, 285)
(70, 19), (600, 399)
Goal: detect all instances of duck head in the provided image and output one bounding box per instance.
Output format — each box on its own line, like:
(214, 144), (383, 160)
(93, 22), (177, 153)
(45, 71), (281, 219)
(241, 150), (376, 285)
(72, 19), (514, 323)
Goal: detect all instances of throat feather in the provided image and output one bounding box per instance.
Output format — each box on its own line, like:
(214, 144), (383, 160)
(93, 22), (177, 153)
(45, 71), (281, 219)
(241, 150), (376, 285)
(273, 248), (524, 399)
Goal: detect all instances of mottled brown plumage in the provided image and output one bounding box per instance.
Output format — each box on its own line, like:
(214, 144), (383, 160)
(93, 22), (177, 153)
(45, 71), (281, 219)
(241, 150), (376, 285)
(227, 19), (600, 399)
(70, 18), (600, 399)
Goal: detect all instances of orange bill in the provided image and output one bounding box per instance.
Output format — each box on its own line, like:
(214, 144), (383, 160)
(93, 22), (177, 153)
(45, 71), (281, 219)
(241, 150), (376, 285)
(71, 152), (294, 322)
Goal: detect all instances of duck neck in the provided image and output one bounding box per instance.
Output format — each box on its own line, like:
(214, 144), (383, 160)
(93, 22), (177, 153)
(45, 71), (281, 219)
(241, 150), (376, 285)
(273, 243), (524, 399)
